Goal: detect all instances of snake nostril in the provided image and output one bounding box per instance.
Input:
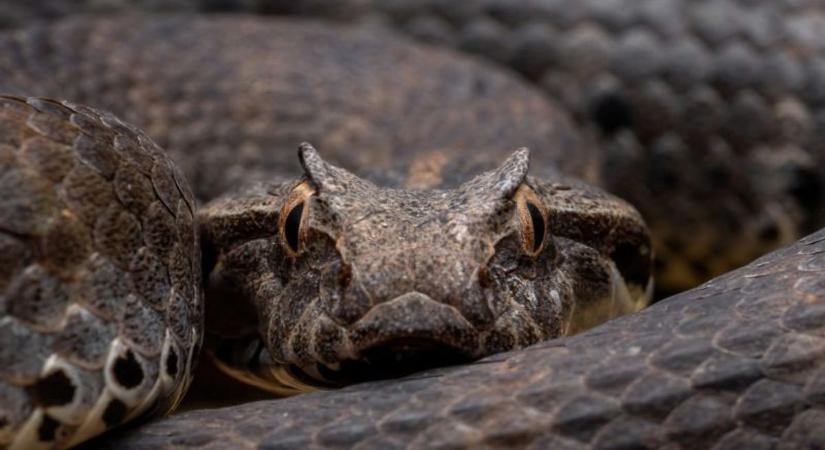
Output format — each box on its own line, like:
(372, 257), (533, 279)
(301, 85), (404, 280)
(331, 274), (370, 325)
(337, 262), (353, 289)
(477, 266), (493, 289)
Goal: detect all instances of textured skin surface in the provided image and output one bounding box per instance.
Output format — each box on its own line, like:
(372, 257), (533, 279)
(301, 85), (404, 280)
(0, 4), (823, 450)
(0, 0), (197, 29)
(90, 228), (825, 449)
(4, 0), (825, 297)
(0, 14), (595, 202)
(201, 144), (650, 393)
(274, 0), (825, 294)
(0, 15), (653, 448)
(0, 96), (201, 449)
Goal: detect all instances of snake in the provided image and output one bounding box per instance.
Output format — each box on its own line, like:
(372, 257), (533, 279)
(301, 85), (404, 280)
(0, 1), (823, 449)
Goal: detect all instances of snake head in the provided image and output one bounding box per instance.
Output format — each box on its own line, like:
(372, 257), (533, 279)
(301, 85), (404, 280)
(200, 143), (652, 393)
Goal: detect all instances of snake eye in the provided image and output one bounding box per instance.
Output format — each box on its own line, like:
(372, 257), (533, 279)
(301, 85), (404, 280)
(283, 202), (304, 253)
(515, 185), (548, 257)
(279, 181), (314, 256)
(525, 203), (545, 250)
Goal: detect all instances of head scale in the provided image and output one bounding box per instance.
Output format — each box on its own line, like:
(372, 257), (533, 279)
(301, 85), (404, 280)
(203, 143), (652, 392)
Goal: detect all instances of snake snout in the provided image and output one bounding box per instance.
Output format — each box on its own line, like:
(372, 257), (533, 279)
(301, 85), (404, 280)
(320, 292), (480, 383)
(350, 292), (480, 352)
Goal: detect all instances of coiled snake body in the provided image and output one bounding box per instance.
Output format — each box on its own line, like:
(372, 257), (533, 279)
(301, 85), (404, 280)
(0, 1), (823, 449)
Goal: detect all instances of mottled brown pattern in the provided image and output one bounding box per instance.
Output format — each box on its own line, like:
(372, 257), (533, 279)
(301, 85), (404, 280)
(0, 96), (201, 449)
(0, 15), (654, 450)
(201, 144), (648, 393)
(266, 0), (825, 294)
(3, 0), (825, 297)
(0, 14), (595, 202)
(0, 3), (823, 450)
(91, 229), (825, 449)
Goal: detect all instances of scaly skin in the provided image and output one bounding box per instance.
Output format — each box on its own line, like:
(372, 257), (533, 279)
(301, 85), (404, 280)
(273, 0), (825, 295)
(0, 6), (823, 450)
(0, 14), (596, 201)
(91, 229), (825, 449)
(0, 96), (201, 449)
(199, 144), (649, 394)
(0, 17), (653, 449)
(3, 0), (825, 296)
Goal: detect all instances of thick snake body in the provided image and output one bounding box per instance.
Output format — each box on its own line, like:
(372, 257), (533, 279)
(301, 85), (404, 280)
(0, 15), (594, 202)
(0, 16), (616, 449)
(3, 0), (824, 293)
(0, 2), (824, 450)
(251, 0), (825, 294)
(94, 229), (825, 449)
(0, 96), (202, 449)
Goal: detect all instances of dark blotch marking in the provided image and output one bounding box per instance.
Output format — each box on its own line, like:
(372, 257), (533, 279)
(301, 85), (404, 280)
(37, 415), (59, 442)
(591, 93), (633, 135)
(113, 350), (144, 389)
(102, 398), (128, 427)
(526, 202), (545, 252)
(284, 202), (304, 253)
(29, 370), (75, 407)
(166, 348), (179, 377)
(610, 242), (651, 288)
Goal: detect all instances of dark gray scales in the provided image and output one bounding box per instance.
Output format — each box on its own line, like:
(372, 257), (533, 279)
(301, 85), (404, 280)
(0, 17), (650, 448)
(3, 0), (820, 294)
(0, 2), (823, 450)
(92, 230), (825, 448)
(0, 96), (200, 449)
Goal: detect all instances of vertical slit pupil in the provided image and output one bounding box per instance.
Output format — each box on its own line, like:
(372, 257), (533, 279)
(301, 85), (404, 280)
(284, 202), (304, 252)
(526, 202), (545, 252)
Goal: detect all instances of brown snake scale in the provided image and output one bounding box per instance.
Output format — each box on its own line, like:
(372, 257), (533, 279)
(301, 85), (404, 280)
(0, 1), (824, 449)
(94, 229), (825, 449)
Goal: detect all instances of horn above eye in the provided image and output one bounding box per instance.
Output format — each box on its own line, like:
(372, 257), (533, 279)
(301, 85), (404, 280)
(515, 185), (549, 257)
(279, 181), (315, 256)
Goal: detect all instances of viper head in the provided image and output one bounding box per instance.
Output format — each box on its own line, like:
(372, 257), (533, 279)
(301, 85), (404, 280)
(201, 143), (652, 392)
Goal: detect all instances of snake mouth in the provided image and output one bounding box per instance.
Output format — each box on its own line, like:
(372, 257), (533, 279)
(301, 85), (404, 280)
(289, 292), (481, 387)
(348, 291), (480, 345)
(314, 337), (476, 385)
